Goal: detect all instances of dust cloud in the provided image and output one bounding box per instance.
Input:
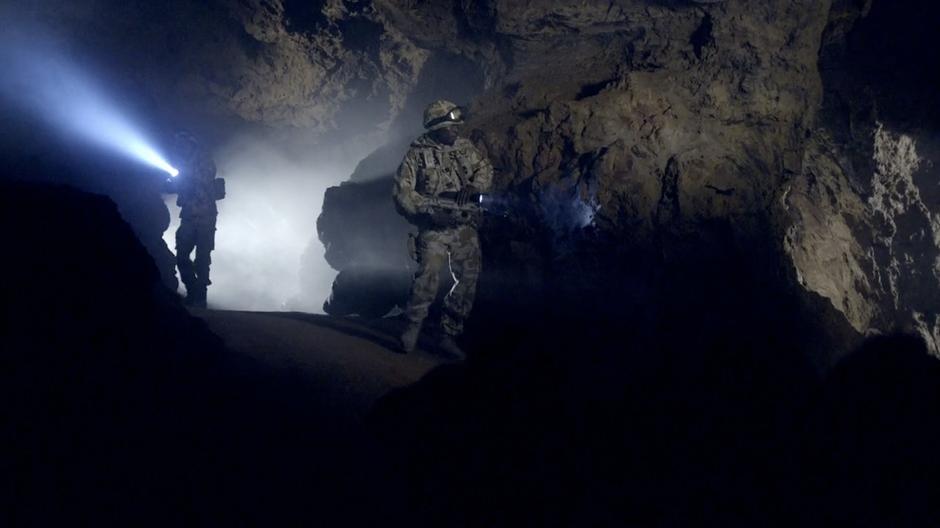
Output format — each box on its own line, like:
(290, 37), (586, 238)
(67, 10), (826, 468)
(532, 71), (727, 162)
(164, 133), (381, 312)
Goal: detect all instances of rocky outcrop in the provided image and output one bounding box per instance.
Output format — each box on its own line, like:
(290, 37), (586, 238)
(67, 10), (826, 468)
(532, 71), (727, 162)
(784, 0), (940, 354)
(318, 0), (855, 357)
(4, 0), (428, 136)
(786, 126), (939, 353)
(8, 0), (936, 357)
(319, 0), (940, 358)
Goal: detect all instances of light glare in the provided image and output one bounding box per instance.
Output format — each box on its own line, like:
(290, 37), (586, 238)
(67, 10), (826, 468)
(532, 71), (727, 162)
(0, 34), (177, 177)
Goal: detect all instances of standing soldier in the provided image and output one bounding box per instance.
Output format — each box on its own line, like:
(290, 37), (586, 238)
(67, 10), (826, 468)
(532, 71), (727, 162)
(393, 100), (493, 359)
(165, 131), (224, 308)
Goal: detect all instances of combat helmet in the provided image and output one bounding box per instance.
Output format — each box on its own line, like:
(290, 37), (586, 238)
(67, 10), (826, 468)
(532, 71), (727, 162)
(423, 100), (464, 131)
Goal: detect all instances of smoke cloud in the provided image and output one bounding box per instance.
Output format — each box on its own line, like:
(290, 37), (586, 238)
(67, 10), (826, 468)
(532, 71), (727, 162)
(0, 17), (417, 314)
(164, 133), (379, 312)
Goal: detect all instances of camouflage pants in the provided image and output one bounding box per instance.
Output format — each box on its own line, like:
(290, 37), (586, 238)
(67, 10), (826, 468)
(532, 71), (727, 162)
(176, 214), (216, 292)
(406, 225), (481, 336)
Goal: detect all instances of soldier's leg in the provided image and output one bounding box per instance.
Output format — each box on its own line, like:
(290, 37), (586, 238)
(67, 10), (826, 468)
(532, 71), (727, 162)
(405, 231), (448, 327)
(193, 216), (216, 287)
(175, 220), (197, 291)
(441, 227), (481, 336)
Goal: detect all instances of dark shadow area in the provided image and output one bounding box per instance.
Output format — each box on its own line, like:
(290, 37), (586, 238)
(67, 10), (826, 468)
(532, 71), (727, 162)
(264, 310), (410, 352)
(837, 0), (940, 130)
(817, 0), (940, 338)
(3, 164), (939, 528)
(0, 177), (406, 526)
(4, 1), (940, 522)
(374, 318), (939, 527)
(820, 0), (940, 156)
(0, 99), (179, 291)
(282, 0), (330, 36)
(368, 207), (936, 526)
(799, 334), (940, 527)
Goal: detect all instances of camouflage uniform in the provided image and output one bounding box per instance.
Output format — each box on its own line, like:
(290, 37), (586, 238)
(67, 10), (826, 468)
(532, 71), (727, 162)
(394, 134), (493, 336)
(170, 149), (219, 302)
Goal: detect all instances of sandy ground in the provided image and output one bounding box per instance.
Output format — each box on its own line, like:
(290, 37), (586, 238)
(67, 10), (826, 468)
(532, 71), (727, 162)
(183, 309), (449, 524)
(191, 309), (442, 418)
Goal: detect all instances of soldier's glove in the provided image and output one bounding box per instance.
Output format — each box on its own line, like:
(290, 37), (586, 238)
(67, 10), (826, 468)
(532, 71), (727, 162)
(456, 185), (482, 207)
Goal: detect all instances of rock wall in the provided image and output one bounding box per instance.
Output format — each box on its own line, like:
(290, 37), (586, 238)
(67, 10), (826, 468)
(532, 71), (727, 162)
(785, 0), (940, 354)
(456, 0), (829, 252)
(1, 0), (428, 138)
(6, 0), (936, 356)
(320, 0), (940, 358)
(319, 0), (857, 354)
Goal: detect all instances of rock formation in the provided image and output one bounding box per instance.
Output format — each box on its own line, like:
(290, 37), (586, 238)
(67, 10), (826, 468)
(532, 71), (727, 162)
(319, 0), (939, 358)
(4, 0), (936, 357)
(785, 0), (940, 353)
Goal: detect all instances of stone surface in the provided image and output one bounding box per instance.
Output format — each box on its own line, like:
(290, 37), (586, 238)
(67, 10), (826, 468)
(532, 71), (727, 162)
(7, 0), (938, 357)
(2, 0), (428, 136)
(784, 0), (940, 354)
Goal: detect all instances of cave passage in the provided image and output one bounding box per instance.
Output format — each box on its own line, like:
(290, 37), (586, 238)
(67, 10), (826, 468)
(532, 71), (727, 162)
(2, 0), (940, 526)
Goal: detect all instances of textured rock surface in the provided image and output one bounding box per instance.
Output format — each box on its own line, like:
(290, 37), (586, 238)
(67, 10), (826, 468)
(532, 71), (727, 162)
(787, 126), (939, 352)
(320, 0), (857, 356)
(7, 0), (937, 356)
(322, 0), (939, 357)
(784, 0), (940, 354)
(2, 0), (428, 136)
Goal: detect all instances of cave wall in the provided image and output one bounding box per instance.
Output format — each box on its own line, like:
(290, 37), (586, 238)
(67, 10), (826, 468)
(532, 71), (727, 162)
(334, 0), (937, 357)
(785, 0), (940, 352)
(443, 0), (831, 272)
(320, 0), (861, 357)
(5, 0), (936, 354)
(0, 0), (430, 136)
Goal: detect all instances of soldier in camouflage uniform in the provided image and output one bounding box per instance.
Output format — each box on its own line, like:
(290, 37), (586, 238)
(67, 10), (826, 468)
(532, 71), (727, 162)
(394, 100), (493, 359)
(165, 132), (224, 308)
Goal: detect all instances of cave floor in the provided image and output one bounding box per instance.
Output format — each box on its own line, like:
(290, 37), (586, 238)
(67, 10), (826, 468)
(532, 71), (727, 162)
(180, 309), (446, 525)
(190, 308), (442, 419)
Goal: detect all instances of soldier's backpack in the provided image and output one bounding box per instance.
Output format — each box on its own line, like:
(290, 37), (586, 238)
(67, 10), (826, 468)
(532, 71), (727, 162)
(212, 178), (226, 200)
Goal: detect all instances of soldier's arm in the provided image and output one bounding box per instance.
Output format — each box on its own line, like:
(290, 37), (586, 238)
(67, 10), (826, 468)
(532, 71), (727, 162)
(393, 151), (431, 218)
(206, 158), (226, 201)
(469, 146), (494, 192)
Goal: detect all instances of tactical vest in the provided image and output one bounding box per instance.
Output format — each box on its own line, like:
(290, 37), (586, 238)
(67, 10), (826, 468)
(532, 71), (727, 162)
(176, 156), (218, 218)
(414, 143), (477, 198)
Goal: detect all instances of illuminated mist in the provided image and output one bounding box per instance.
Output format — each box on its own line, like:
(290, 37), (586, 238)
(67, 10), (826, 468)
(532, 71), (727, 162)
(164, 134), (379, 312)
(0, 23), (386, 313)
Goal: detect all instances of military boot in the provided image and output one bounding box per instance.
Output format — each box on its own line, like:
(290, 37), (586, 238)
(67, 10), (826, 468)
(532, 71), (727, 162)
(437, 335), (466, 362)
(186, 286), (207, 309)
(400, 322), (422, 353)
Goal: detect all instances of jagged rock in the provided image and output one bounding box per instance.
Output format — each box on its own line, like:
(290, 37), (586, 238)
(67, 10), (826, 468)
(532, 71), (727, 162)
(11, 0), (938, 358)
(7, 0), (428, 135)
(786, 0), (940, 355)
(310, 0), (871, 361)
(315, 177), (414, 316)
(788, 126), (940, 354)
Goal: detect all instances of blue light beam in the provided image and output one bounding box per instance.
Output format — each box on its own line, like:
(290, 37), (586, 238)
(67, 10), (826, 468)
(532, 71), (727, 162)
(0, 31), (178, 177)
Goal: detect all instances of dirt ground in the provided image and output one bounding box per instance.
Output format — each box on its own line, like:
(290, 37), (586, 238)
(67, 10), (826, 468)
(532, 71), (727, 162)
(192, 309), (442, 419)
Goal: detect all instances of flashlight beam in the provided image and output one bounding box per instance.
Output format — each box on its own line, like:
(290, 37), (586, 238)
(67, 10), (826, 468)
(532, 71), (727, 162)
(0, 30), (178, 177)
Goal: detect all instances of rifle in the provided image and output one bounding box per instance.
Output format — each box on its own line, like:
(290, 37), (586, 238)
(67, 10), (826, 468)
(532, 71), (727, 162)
(434, 191), (485, 211)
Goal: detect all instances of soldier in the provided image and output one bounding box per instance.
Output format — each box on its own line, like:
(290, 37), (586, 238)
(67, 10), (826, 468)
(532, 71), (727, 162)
(393, 100), (493, 359)
(165, 131), (224, 308)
